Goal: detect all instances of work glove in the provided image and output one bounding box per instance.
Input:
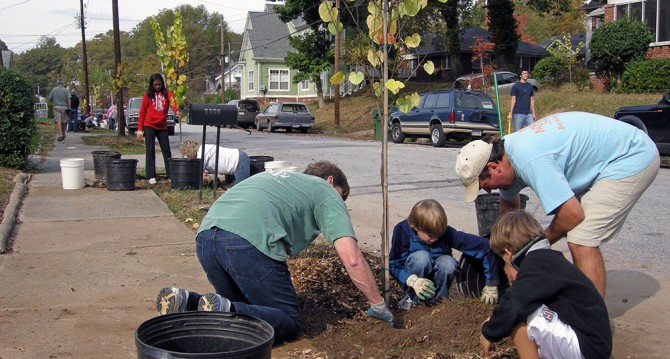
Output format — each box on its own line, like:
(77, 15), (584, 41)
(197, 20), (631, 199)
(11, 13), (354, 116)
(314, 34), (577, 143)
(406, 274), (436, 301)
(480, 285), (498, 305)
(366, 300), (395, 327)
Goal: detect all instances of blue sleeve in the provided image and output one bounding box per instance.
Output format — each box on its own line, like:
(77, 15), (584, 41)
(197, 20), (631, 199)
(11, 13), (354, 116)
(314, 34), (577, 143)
(443, 226), (500, 286)
(389, 220), (413, 287)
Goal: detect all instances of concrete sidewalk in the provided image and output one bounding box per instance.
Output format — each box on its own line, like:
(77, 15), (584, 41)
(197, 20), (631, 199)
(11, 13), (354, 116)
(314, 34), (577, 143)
(0, 132), (212, 358)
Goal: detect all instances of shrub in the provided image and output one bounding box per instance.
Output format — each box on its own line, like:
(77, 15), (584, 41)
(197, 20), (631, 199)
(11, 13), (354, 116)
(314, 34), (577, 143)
(573, 66), (591, 91)
(616, 58), (670, 93)
(0, 68), (37, 169)
(534, 56), (565, 86)
(590, 18), (654, 79)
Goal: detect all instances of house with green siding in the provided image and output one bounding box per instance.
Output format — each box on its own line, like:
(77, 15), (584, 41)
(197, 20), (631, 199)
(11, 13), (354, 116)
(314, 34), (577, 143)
(239, 5), (325, 103)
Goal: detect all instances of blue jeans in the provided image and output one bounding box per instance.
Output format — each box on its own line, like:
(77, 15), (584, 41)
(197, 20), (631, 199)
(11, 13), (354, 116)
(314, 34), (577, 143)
(196, 228), (301, 343)
(405, 250), (458, 301)
(513, 113), (534, 132)
(68, 109), (79, 132)
(233, 150), (250, 184)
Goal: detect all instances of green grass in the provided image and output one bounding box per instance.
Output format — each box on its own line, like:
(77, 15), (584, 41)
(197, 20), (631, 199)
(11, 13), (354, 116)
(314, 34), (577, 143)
(81, 134), (146, 154)
(150, 182), (219, 228)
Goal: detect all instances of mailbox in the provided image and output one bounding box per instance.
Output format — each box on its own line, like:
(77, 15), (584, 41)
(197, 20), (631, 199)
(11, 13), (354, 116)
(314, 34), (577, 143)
(188, 104), (238, 126)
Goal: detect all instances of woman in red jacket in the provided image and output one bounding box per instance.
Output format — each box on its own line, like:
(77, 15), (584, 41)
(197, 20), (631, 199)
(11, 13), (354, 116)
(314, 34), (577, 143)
(136, 73), (182, 184)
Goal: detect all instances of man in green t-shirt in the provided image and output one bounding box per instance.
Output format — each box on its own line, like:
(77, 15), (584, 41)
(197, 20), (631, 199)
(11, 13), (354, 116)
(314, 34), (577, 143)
(155, 161), (395, 343)
(47, 78), (70, 141)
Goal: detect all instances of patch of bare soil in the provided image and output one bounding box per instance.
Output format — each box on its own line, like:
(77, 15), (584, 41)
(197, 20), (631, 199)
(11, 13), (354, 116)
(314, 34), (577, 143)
(284, 244), (518, 359)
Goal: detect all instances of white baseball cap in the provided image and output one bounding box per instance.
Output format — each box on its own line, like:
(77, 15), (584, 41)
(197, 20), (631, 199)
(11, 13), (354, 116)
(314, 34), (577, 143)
(455, 140), (493, 203)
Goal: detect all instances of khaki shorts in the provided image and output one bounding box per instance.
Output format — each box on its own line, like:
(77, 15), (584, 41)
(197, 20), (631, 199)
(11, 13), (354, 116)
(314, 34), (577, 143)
(53, 106), (68, 123)
(567, 154), (660, 247)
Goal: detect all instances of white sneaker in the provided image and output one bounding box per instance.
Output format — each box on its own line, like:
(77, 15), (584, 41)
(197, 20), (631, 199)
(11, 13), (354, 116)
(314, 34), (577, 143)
(148, 178), (157, 185)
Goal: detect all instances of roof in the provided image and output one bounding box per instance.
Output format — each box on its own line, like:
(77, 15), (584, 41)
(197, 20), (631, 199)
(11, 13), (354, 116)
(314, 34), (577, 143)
(246, 6), (293, 60)
(416, 27), (548, 57)
(538, 33), (586, 56)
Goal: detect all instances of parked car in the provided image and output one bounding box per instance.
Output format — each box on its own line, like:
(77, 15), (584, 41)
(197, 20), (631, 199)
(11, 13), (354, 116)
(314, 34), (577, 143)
(255, 102), (315, 133)
(613, 92), (670, 156)
(389, 88), (500, 146)
(227, 99), (260, 128)
(452, 71), (541, 95)
(125, 97), (177, 135)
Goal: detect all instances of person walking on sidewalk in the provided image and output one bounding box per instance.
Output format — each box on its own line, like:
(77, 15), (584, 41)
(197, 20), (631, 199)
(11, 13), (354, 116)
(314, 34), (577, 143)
(454, 112), (660, 298)
(47, 78), (70, 141)
(135, 73), (181, 185)
(155, 161), (396, 343)
(68, 90), (80, 132)
(509, 70), (536, 132)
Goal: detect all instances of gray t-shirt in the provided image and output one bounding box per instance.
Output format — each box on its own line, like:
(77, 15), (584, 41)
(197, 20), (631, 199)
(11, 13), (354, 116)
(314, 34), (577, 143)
(48, 86), (70, 107)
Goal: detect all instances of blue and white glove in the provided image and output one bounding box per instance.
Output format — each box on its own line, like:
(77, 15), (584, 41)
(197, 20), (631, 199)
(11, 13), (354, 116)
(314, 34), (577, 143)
(367, 300), (395, 326)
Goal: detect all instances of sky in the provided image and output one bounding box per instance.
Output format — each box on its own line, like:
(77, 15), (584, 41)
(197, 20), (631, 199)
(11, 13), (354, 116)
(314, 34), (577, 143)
(0, 0), (275, 54)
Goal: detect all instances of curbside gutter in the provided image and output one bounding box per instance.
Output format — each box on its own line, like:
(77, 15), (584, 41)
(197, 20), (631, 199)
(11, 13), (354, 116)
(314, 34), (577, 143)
(0, 173), (30, 253)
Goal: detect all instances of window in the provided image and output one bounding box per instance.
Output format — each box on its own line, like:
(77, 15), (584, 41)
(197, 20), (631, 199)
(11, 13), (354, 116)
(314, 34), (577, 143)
(424, 93), (438, 109)
(248, 70), (254, 91)
(617, 0), (669, 43)
(300, 80), (310, 90)
(269, 69), (290, 91)
(435, 93), (451, 108)
(440, 55), (450, 70)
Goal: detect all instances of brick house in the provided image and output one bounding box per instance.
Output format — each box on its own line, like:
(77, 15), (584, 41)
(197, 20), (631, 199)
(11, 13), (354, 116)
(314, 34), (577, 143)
(604, 0), (669, 58)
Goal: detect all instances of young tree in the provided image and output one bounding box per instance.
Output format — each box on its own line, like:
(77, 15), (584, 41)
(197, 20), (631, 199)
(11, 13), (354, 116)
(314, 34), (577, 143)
(545, 34), (584, 83)
(487, 0), (519, 71)
(150, 11), (189, 110)
(286, 30), (334, 108)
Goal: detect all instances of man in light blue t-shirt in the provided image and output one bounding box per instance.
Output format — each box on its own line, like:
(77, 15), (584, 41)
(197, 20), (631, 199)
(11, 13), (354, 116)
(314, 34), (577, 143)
(153, 161), (396, 343)
(455, 112), (660, 297)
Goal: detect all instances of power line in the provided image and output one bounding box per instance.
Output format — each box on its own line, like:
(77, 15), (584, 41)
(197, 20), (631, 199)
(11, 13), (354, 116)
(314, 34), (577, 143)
(0, 0), (31, 12)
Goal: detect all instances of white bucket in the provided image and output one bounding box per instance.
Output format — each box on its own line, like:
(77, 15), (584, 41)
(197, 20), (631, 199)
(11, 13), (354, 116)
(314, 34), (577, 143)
(264, 161), (286, 171)
(60, 158), (85, 190)
(284, 166), (298, 172)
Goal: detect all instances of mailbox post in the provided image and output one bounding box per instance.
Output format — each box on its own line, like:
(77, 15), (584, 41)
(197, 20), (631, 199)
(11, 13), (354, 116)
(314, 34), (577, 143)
(188, 104), (238, 202)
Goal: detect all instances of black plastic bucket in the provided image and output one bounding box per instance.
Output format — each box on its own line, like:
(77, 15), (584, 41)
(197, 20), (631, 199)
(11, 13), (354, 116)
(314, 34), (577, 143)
(456, 193), (529, 298)
(249, 156), (274, 176)
(135, 312), (274, 359)
(106, 159), (138, 191)
(170, 158), (202, 190)
(474, 193), (529, 237)
(92, 150), (121, 180)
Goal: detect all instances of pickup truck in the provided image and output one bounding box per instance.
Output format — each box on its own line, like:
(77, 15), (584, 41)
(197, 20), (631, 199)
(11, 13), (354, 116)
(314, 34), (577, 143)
(613, 93), (670, 156)
(125, 97), (177, 135)
(255, 101), (315, 133)
(389, 88), (500, 147)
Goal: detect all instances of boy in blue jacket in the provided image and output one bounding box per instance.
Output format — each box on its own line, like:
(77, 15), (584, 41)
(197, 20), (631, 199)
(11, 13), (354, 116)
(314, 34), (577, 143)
(389, 199), (501, 309)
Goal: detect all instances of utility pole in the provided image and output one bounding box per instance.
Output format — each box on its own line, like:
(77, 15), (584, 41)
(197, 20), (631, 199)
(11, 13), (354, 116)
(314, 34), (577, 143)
(333, 0), (341, 127)
(220, 15), (226, 103)
(112, 0), (125, 136)
(79, 0), (91, 115)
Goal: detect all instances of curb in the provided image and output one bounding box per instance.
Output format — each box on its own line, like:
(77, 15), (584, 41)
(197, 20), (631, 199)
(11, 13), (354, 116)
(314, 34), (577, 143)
(0, 173), (30, 253)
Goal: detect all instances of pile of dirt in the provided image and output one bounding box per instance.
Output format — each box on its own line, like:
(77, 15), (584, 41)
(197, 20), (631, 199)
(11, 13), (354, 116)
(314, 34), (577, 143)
(286, 243), (518, 358)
